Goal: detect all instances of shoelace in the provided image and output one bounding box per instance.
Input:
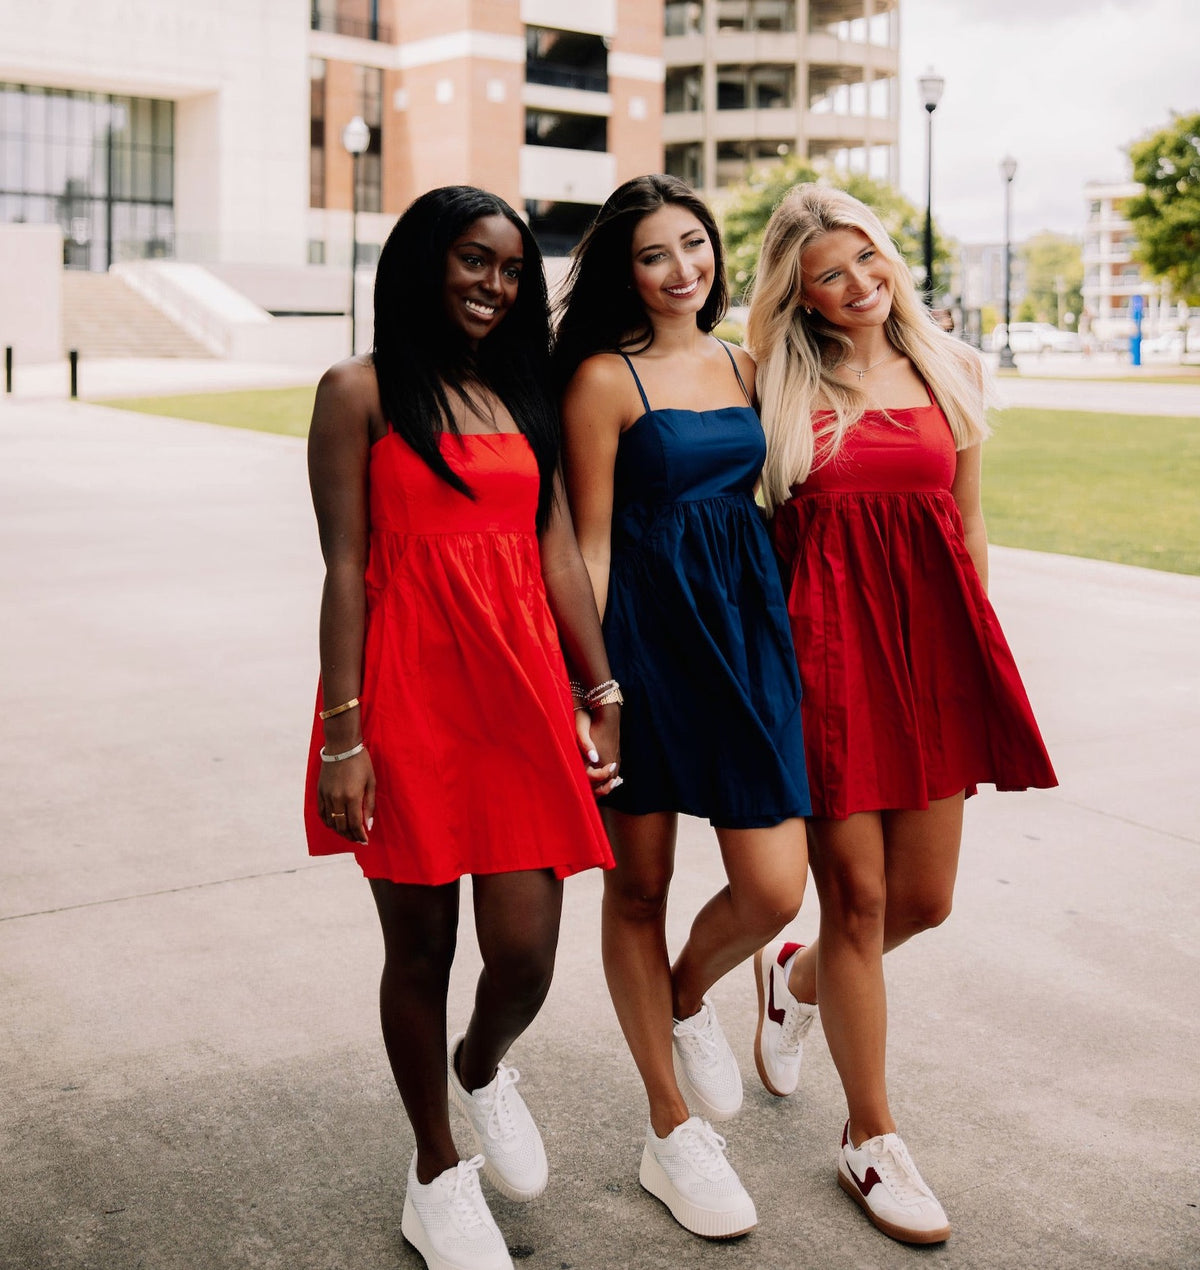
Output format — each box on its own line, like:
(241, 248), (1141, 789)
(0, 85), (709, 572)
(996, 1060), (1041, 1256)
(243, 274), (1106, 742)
(673, 1010), (720, 1068)
(479, 1063), (522, 1143)
(868, 1137), (934, 1206)
(677, 1120), (732, 1179)
(779, 1000), (814, 1054)
(444, 1155), (488, 1229)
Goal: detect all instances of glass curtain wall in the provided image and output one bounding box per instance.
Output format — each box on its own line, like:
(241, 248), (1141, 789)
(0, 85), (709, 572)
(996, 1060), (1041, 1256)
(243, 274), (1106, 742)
(0, 83), (174, 271)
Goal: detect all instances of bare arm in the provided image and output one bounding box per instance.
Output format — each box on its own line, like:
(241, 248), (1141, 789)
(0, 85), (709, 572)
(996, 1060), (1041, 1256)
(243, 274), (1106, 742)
(540, 468), (620, 791)
(307, 359), (378, 842)
(560, 355), (626, 619)
(951, 441), (988, 592)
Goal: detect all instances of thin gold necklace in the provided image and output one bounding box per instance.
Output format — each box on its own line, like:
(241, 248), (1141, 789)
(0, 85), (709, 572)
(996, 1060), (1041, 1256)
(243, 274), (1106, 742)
(845, 352), (897, 382)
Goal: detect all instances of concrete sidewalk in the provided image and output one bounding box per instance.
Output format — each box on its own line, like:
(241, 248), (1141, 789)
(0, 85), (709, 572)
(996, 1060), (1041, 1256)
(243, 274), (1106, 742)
(2, 399), (1198, 1269)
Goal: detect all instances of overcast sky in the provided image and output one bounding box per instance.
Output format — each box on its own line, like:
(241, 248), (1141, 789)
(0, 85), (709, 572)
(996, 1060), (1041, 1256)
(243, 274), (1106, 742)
(895, 0), (1200, 245)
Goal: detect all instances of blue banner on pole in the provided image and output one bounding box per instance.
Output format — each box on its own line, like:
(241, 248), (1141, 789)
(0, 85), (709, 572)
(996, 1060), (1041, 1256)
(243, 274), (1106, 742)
(1130, 294), (1144, 320)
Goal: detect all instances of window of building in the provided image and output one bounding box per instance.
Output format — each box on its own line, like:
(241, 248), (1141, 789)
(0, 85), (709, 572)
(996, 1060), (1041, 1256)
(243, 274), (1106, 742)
(715, 0), (795, 31)
(525, 27), (608, 93)
(525, 199), (600, 256)
(355, 65), (383, 214)
(716, 65), (793, 110)
(0, 82), (174, 270)
(665, 67), (703, 113)
(310, 58), (326, 209)
(665, 142), (704, 188)
(664, 1), (703, 36)
(310, 0), (390, 42)
(524, 109), (607, 152)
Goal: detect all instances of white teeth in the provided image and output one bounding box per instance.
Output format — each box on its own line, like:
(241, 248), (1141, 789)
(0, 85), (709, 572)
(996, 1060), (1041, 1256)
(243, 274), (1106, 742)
(465, 300), (496, 317)
(667, 280), (698, 297)
(848, 286), (880, 310)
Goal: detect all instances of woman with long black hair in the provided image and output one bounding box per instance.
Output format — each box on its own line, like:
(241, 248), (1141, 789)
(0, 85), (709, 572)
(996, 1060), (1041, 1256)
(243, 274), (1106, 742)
(304, 186), (619, 1270)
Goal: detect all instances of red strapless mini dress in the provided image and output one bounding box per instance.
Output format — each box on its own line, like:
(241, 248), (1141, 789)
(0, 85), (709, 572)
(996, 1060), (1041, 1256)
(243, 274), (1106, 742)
(772, 401), (1057, 819)
(305, 430), (613, 884)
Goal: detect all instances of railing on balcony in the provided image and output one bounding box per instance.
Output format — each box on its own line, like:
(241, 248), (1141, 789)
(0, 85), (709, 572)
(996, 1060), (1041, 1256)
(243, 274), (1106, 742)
(310, 6), (392, 43)
(526, 60), (609, 94)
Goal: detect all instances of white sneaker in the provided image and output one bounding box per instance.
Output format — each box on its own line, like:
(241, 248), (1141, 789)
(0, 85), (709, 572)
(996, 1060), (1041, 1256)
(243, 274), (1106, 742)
(838, 1122), (951, 1244)
(401, 1153), (515, 1270)
(448, 1033), (548, 1202)
(639, 1116), (757, 1239)
(672, 998), (743, 1121)
(753, 940), (817, 1097)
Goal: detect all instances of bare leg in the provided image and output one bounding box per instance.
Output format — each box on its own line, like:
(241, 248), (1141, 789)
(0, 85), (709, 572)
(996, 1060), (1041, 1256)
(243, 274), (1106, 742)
(600, 809), (691, 1139)
(787, 795), (964, 1007)
(369, 878), (461, 1184)
(672, 818), (808, 1020)
(802, 795), (966, 1145)
(457, 868), (564, 1091)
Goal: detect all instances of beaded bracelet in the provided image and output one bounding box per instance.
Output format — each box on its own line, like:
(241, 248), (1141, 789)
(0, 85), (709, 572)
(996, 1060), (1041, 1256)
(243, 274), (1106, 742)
(320, 741), (365, 763)
(569, 678), (623, 710)
(319, 696), (361, 720)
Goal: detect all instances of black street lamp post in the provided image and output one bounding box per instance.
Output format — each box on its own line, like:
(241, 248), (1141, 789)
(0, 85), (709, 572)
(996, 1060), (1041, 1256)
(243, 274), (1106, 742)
(342, 114), (370, 357)
(999, 155), (1018, 369)
(918, 69), (945, 306)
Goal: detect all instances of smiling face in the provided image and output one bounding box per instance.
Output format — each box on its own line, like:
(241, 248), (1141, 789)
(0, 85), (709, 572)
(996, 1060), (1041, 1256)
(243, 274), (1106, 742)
(799, 227), (895, 331)
(629, 203), (715, 320)
(443, 214), (524, 346)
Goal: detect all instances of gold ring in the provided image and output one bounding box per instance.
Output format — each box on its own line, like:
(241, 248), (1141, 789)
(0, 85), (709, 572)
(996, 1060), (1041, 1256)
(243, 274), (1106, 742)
(331, 811), (346, 822)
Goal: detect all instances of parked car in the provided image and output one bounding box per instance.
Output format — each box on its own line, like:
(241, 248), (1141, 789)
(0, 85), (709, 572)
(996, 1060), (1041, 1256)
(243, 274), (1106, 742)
(989, 322), (1081, 354)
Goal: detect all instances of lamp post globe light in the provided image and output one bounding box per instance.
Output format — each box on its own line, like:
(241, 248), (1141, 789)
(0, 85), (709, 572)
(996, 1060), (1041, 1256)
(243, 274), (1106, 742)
(342, 114), (371, 356)
(999, 155), (1018, 369)
(917, 68), (945, 307)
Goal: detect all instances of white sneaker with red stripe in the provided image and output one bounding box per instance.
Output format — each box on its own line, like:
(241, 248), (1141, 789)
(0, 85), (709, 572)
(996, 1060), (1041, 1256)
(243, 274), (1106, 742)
(753, 940), (817, 1097)
(837, 1122), (951, 1244)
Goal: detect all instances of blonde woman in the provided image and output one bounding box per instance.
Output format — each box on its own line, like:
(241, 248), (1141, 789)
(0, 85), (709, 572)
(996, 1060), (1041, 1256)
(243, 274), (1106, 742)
(747, 185), (1056, 1246)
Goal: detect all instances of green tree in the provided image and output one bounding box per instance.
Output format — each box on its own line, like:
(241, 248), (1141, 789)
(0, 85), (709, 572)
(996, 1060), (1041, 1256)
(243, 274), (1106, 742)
(720, 158), (951, 302)
(1126, 112), (1200, 304)
(1019, 232), (1084, 327)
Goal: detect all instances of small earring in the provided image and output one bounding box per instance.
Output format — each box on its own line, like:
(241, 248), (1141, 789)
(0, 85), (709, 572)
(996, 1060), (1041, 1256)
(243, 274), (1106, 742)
(804, 306), (813, 316)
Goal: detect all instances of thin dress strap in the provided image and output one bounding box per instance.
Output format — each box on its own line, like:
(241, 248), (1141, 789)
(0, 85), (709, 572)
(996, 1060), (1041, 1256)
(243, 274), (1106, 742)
(618, 352), (652, 414)
(716, 339), (753, 406)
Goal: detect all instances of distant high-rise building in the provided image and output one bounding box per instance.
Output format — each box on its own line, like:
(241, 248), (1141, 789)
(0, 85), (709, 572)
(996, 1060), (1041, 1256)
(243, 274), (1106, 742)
(662, 0), (899, 202)
(1081, 178), (1171, 342)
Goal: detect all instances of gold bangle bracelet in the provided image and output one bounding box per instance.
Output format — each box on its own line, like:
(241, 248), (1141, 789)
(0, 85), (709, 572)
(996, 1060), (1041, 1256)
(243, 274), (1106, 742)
(319, 696), (361, 720)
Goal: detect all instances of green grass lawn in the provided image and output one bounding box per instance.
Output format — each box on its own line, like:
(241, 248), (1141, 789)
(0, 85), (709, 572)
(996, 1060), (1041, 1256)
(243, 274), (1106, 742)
(984, 407), (1200, 576)
(96, 385), (317, 437)
(93, 387), (1200, 577)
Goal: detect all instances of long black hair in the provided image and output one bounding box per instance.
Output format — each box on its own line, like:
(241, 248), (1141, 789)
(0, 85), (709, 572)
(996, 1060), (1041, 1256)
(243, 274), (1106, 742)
(552, 174), (728, 392)
(372, 186), (559, 531)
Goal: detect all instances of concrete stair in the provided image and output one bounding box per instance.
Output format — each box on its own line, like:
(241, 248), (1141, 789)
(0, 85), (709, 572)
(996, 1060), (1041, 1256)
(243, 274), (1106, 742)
(62, 271), (215, 359)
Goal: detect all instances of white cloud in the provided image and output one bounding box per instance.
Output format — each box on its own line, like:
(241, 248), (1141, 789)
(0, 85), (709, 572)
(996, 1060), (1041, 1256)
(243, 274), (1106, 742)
(897, 0), (1200, 243)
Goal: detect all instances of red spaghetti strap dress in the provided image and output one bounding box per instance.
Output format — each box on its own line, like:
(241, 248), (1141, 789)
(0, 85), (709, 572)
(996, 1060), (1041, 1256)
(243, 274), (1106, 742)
(304, 430), (613, 885)
(772, 400), (1057, 820)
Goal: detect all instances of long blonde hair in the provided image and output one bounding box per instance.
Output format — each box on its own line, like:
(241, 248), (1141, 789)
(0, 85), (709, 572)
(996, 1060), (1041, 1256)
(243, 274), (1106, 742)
(746, 184), (989, 514)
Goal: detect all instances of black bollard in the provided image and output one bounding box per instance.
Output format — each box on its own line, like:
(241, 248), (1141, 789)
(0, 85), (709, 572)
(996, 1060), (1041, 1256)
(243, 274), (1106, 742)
(4, 346), (11, 394)
(69, 349), (79, 399)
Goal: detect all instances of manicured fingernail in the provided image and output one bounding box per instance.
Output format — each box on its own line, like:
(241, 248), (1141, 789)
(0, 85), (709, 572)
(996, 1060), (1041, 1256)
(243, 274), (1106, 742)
(588, 749), (600, 764)
(611, 776), (624, 788)
(366, 817), (374, 831)
(608, 763), (618, 773)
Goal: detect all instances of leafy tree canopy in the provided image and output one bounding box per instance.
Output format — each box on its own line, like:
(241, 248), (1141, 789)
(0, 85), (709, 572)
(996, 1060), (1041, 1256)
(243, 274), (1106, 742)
(1020, 232), (1084, 327)
(720, 157), (951, 303)
(1126, 112), (1200, 304)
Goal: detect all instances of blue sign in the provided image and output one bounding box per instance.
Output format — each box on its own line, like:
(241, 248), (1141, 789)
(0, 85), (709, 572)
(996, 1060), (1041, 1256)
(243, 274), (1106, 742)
(1130, 294), (1144, 320)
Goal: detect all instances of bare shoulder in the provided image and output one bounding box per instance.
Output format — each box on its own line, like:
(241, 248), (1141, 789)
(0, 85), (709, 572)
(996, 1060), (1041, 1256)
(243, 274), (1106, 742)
(568, 351), (632, 396)
(724, 340), (757, 382)
(311, 356), (381, 442)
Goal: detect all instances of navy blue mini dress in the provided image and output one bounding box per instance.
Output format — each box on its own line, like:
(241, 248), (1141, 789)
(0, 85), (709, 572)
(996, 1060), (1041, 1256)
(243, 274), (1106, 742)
(600, 344), (811, 828)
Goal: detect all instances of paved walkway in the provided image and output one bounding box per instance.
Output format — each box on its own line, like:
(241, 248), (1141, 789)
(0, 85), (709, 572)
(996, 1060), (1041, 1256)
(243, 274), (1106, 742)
(2, 393), (1198, 1269)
